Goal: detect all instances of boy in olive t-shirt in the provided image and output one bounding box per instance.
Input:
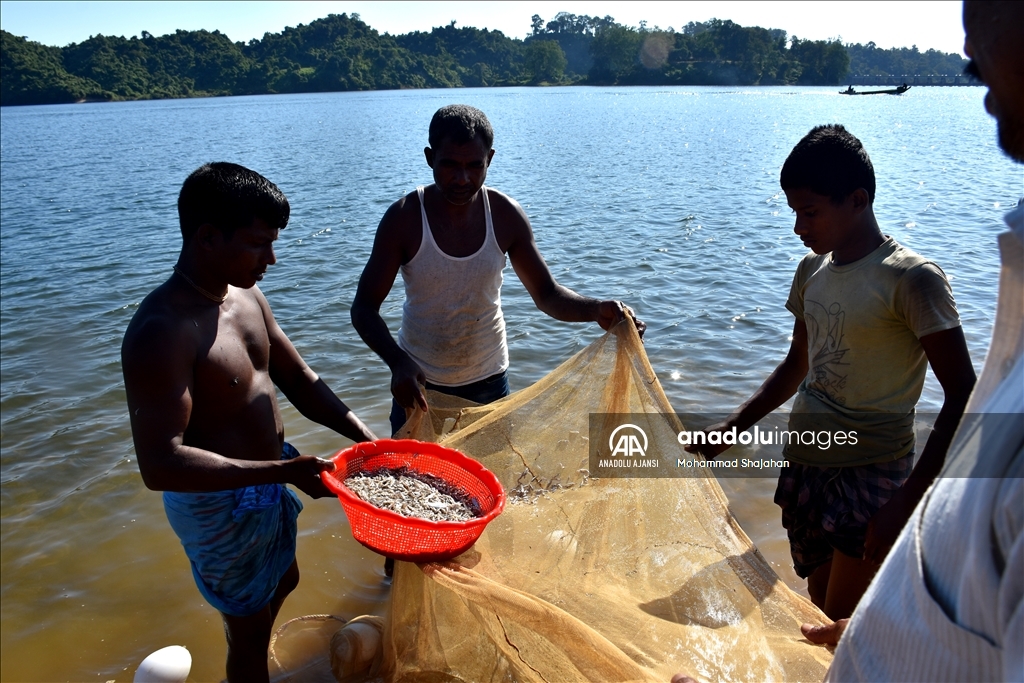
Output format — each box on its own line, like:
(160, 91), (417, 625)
(685, 125), (977, 620)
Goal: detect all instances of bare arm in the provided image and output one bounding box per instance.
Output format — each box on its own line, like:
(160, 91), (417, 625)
(350, 199), (427, 411)
(862, 325), (976, 563)
(122, 312), (335, 496)
(259, 289), (377, 444)
(499, 193), (645, 335)
(686, 318), (809, 458)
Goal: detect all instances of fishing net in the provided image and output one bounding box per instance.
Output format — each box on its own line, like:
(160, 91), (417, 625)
(273, 320), (833, 682)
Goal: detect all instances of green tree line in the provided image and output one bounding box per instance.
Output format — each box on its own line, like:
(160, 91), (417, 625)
(845, 41), (968, 77)
(1, 12), (969, 106)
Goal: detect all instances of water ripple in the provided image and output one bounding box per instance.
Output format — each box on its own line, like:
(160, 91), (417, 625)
(1, 85), (1018, 681)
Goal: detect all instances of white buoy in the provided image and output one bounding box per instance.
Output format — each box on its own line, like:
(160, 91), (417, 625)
(330, 616), (384, 680)
(133, 645), (191, 683)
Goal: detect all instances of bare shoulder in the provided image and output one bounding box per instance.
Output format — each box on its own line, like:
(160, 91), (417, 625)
(382, 190), (423, 232)
(373, 190), (424, 263)
(485, 187), (529, 222)
(121, 282), (201, 372)
(485, 188), (532, 251)
(243, 284), (285, 336)
(243, 282), (272, 312)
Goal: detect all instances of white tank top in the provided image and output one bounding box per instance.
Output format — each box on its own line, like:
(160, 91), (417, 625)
(397, 186), (508, 386)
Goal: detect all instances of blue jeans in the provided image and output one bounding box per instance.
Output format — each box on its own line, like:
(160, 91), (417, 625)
(389, 370), (510, 436)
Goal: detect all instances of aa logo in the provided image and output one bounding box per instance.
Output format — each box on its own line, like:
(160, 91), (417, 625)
(609, 424), (648, 458)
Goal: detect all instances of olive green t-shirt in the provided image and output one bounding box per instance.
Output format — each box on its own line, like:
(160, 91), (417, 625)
(784, 237), (961, 467)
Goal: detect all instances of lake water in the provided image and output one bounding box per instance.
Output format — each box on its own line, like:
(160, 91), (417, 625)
(1, 86), (1020, 682)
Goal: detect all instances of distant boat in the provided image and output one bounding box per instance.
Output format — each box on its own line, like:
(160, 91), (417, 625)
(840, 84), (912, 96)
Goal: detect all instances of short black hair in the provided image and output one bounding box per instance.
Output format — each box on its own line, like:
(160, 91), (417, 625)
(780, 125), (876, 204)
(428, 104), (494, 150)
(177, 162), (290, 242)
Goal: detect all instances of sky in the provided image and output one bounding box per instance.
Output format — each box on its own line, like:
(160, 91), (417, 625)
(0, 1), (967, 55)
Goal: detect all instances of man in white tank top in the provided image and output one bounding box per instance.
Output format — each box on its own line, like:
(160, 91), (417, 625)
(352, 105), (644, 436)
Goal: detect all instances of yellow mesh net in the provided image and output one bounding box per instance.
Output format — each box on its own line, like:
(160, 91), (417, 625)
(273, 321), (833, 682)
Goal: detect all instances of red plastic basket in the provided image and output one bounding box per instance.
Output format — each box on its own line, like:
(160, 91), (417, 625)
(321, 439), (506, 562)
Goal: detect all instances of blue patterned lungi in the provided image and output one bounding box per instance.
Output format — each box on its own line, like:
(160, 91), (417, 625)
(163, 443), (304, 616)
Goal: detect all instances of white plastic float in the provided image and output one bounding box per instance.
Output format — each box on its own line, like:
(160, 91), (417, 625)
(133, 645), (191, 683)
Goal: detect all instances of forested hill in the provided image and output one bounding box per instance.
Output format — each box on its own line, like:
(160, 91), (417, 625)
(0, 12), (969, 106)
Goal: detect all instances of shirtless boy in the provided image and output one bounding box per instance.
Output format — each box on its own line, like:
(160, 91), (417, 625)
(351, 104), (644, 436)
(122, 162), (375, 683)
(686, 126), (976, 620)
